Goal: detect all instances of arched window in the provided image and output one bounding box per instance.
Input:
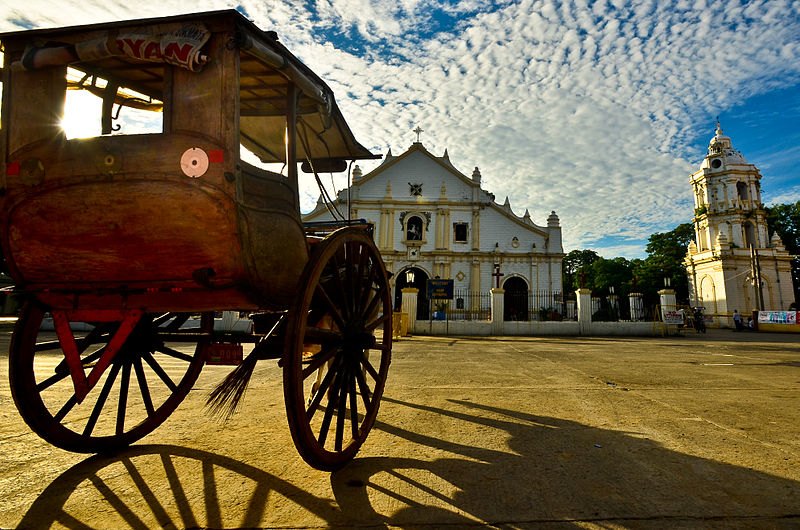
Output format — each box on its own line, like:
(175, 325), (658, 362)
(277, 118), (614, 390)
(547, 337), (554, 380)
(736, 181), (748, 200)
(406, 215), (423, 241)
(743, 222), (756, 248)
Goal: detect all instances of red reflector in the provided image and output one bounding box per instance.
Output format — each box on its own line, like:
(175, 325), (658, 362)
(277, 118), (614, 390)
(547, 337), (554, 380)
(208, 150), (224, 163)
(6, 161), (20, 176)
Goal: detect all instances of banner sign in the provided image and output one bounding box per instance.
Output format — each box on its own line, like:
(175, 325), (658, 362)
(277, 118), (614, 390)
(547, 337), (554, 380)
(427, 279), (454, 300)
(662, 309), (685, 325)
(757, 311), (798, 325)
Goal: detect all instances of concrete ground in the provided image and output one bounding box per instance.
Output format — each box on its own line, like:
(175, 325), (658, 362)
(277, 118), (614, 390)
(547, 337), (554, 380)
(0, 326), (798, 529)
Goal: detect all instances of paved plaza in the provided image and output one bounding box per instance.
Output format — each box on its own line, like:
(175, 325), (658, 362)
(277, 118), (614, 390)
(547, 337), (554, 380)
(0, 327), (798, 529)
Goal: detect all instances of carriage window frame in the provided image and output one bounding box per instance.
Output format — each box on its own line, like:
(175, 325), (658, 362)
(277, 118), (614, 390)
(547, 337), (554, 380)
(62, 67), (165, 139)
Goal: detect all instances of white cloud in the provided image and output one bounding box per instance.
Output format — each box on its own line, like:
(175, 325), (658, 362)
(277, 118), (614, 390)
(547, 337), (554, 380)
(2, 0), (799, 255)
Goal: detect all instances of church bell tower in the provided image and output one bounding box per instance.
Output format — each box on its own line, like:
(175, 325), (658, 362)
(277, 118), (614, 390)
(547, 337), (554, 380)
(684, 122), (795, 323)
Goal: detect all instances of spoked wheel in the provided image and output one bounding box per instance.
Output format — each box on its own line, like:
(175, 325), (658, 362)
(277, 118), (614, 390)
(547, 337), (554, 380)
(284, 228), (392, 471)
(9, 304), (212, 453)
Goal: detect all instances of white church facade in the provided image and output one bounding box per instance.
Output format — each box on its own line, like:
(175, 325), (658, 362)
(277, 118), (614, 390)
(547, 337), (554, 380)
(303, 139), (565, 319)
(684, 123), (795, 325)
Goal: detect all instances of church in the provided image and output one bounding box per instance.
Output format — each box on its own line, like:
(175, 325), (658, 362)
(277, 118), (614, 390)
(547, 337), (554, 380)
(684, 122), (795, 325)
(303, 135), (565, 319)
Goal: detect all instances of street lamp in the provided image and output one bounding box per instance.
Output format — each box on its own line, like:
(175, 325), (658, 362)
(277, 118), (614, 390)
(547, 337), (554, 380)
(406, 269), (415, 284)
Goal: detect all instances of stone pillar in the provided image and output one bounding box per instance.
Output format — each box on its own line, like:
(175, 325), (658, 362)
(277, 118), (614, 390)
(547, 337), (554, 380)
(491, 288), (505, 335)
(629, 292), (644, 321)
(608, 294), (619, 319)
(576, 288), (592, 335)
(566, 299), (576, 320)
(401, 288), (418, 333)
(659, 288), (677, 320)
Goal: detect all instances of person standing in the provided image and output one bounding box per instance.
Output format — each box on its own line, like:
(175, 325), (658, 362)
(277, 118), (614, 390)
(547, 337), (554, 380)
(733, 309), (743, 331)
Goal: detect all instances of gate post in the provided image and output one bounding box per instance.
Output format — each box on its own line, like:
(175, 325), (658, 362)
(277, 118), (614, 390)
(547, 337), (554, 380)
(401, 288), (419, 333)
(629, 292), (644, 320)
(659, 288), (677, 318)
(491, 288), (505, 335)
(576, 288), (592, 335)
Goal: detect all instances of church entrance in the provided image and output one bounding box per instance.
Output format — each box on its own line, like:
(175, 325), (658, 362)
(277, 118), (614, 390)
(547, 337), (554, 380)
(504, 276), (529, 321)
(395, 267), (430, 320)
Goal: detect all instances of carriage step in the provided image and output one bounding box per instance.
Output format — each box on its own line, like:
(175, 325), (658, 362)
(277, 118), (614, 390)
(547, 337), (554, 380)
(204, 343), (244, 365)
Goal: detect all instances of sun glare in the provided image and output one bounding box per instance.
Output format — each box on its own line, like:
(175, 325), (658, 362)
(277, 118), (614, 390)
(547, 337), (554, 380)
(62, 89), (102, 139)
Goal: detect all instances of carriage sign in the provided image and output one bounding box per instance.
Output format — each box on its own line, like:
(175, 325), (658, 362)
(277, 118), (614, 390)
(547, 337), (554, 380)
(427, 279), (454, 300)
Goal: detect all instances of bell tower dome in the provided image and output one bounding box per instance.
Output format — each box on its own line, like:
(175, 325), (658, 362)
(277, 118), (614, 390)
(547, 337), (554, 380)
(688, 120), (765, 252)
(684, 120), (795, 321)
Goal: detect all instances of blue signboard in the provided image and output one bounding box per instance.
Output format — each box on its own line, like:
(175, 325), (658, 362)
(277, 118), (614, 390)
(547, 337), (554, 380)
(427, 279), (454, 300)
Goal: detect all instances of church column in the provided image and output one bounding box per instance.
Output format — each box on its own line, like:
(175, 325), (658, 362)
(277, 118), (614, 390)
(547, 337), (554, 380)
(471, 209), (480, 251)
(387, 209), (395, 249)
(470, 260), (481, 292)
(434, 209), (443, 249)
(444, 209), (451, 249)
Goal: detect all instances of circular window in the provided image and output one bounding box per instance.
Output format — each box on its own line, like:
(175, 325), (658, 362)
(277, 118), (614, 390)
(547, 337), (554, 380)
(711, 158), (722, 169)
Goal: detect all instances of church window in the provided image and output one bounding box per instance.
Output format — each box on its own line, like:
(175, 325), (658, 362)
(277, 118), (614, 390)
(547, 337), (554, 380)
(743, 222), (756, 248)
(409, 182), (423, 196)
(406, 215), (423, 240)
(453, 222), (468, 243)
(736, 182), (748, 200)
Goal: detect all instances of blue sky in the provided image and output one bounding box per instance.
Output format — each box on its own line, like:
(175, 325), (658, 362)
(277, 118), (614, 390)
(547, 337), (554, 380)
(2, 0), (799, 259)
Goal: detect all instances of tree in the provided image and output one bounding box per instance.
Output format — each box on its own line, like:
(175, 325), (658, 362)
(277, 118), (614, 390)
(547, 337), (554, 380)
(562, 249), (600, 292)
(634, 223), (694, 304)
(765, 201), (800, 302)
(592, 257), (633, 293)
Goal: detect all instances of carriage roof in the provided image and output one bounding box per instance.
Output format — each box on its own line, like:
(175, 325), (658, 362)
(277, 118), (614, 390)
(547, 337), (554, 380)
(0, 9), (377, 165)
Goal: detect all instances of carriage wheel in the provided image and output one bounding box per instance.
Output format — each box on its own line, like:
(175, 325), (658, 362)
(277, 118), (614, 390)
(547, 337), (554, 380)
(9, 304), (212, 453)
(284, 229), (392, 471)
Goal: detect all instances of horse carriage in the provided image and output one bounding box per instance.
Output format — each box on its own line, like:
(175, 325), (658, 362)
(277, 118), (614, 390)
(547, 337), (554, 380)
(0, 10), (391, 470)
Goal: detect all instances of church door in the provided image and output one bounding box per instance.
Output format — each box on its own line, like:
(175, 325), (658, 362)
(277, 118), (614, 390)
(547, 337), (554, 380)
(503, 277), (529, 321)
(395, 267), (430, 320)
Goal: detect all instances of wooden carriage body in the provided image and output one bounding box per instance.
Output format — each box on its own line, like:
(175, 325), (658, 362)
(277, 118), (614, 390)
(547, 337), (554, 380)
(0, 12), (391, 471)
(0, 10), (376, 312)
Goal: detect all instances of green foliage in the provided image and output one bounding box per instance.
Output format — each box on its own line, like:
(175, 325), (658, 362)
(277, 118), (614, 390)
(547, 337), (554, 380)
(766, 201), (800, 255)
(561, 223), (694, 304)
(562, 249), (600, 291)
(765, 201), (800, 301)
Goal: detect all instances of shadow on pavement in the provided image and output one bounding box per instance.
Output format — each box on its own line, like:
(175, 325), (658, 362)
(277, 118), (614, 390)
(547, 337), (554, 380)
(331, 397), (800, 527)
(15, 397), (800, 528)
(16, 444), (339, 529)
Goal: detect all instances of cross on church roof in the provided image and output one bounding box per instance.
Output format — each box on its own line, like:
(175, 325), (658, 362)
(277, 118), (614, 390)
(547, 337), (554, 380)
(413, 126), (424, 143)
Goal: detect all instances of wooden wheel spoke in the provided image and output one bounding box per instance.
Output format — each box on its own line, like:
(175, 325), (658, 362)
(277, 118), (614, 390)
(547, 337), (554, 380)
(334, 367), (349, 452)
(116, 362), (131, 435)
(155, 344), (194, 363)
(359, 263), (381, 316)
(328, 251), (349, 319)
(306, 357), (339, 421)
(11, 306), (209, 453)
(360, 283), (382, 323)
(34, 339), (65, 352)
(284, 231), (391, 469)
(302, 344), (339, 379)
(354, 367), (373, 411)
(314, 283), (347, 331)
(362, 355), (381, 382)
(83, 362), (122, 437)
(53, 395), (78, 423)
(365, 311), (391, 332)
(344, 244), (357, 318)
(133, 357), (155, 415)
(316, 368), (341, 447)
(349, 374), (359, 440)
(142, 350), (177, 392)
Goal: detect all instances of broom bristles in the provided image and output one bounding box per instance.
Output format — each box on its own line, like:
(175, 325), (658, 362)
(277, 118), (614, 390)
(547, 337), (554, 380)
(205, 352), (259, 421)
(205, 314), (285, 421)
